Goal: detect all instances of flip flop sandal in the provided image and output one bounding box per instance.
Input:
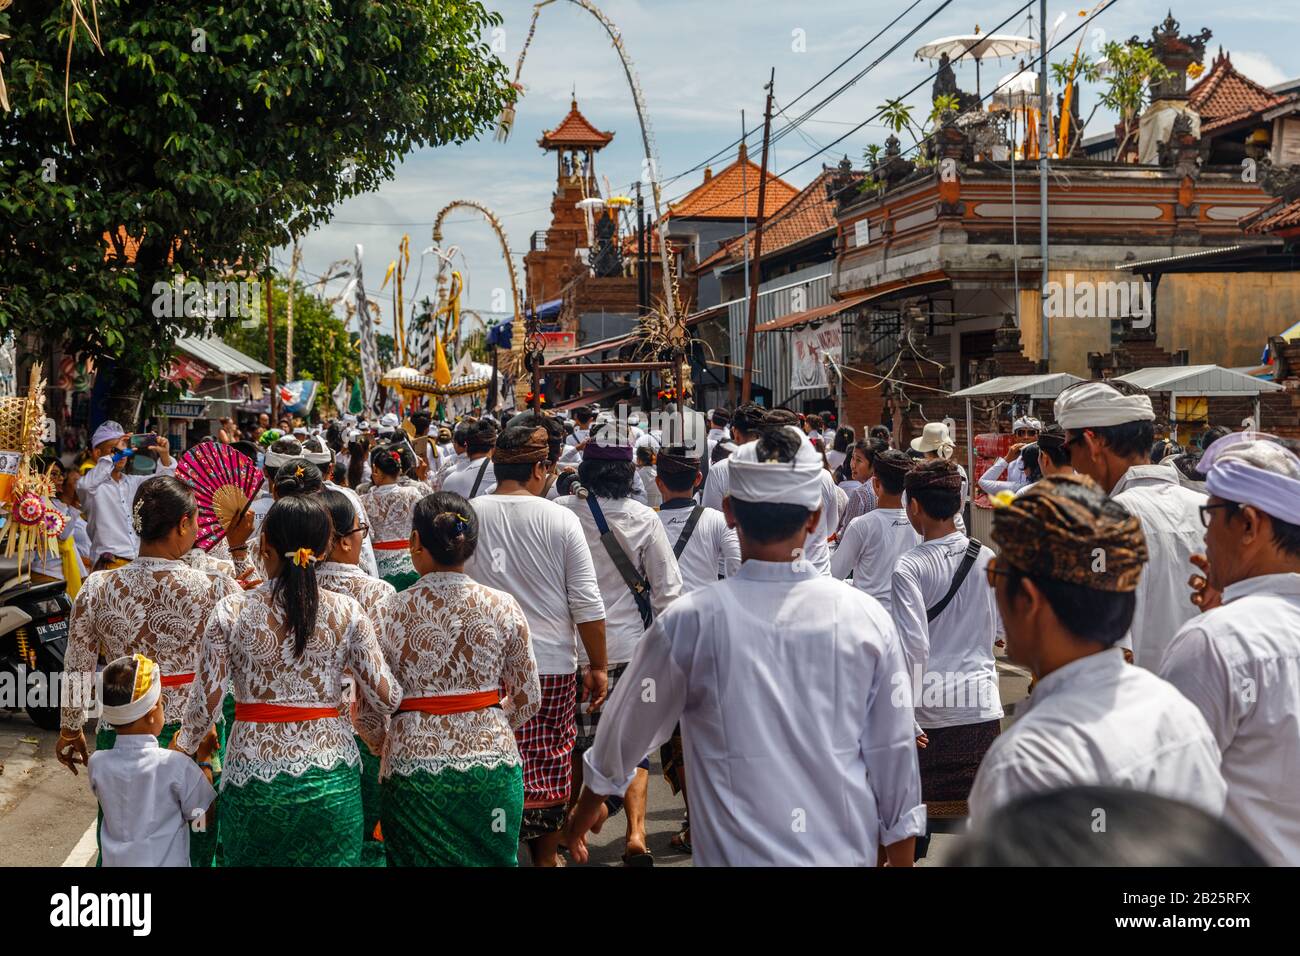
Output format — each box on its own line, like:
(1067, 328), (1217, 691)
(669, 828), (692, 855)
(622, 849), (655, 867)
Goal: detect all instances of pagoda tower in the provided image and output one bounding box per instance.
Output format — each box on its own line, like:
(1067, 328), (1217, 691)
(523, 97), (615, 306)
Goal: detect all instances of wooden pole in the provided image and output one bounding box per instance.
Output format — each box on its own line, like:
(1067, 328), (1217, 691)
(265, 274), (279, 424)
(285, 243), (300, 381)
(741, 69), (775, 404)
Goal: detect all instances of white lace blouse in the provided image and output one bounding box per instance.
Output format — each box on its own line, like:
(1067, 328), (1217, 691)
(360, 481), (428, 545)
(316, 561), (397, 749)
(62, 557), (240, 731)
(175, 584), (401, 788)
(368, 572), (540, 780)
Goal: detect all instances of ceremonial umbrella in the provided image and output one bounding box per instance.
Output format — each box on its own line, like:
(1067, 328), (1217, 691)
(914, 30), (1038, 99)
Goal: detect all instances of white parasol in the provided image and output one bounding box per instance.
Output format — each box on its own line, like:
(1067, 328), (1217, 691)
(915, 31), (1038, 99)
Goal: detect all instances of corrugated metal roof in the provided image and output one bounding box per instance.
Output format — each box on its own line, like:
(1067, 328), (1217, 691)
(176, 336), (272, 375)
(950, 373), (1086, 399)
(1115, 364), (1282, 396)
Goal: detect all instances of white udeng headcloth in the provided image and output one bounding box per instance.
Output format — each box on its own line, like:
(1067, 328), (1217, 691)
(727, 425), (825, 509)
(1199, 432), (1300, 526)
(100, 654), (162, 727)
(1054, 382), (1155, 430)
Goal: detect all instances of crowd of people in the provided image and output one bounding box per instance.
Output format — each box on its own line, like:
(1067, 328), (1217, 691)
(46, 384), (1300, 867)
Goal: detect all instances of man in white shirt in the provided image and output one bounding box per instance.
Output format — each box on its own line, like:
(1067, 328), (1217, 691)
(462, 423), (607, 867)
(655, 448), (740, 592)
(759, 408), (838, 575)
(305, 435), (379, 578)
(832, 450), (918, 614)
(1056, 380), (1206, 670)
(890, 458), (1003, 854)
(556, 423), (683, 865)
(565, 423), (925, 866)
(700, 402), (765, 512)
(408, 410), (442, 476)
(969, 475), (1226, 823)
(705, 408), (730, 460)
(433, 419), (472, 488)
(1160, 433), (1300, 865)
(80, 421), (176, 569)
(440, 419), (498, 499)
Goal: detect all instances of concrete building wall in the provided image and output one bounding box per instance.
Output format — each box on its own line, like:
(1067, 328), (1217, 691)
(1158, 271), (1300, 368)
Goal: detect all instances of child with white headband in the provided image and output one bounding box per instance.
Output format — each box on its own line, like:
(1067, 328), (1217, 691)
(87, 654), (217, 867)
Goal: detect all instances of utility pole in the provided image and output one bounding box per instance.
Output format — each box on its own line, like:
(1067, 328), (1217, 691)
(741, 68), (775, 404)
(265, 273), (279, 424)
(1038, 0), (1050, 368)
(285, 243), (301, 381)
(636, 181), (647, 320)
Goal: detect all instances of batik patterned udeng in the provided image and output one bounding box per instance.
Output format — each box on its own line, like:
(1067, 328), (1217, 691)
(63, 556), (240, 731)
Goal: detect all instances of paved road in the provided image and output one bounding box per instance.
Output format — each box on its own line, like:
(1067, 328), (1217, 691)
(2, 654), (1030, 868)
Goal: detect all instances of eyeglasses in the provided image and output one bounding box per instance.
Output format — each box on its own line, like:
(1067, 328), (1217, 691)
(1198, 503), (1236, 529)
(350, 523), (370, 540)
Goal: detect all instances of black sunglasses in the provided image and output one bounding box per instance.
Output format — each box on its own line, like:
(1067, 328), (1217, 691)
(1198, 503), (1237, 529)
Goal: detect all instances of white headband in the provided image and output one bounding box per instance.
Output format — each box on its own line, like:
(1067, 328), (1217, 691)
(101, 658), (162, 726)
(1013, 416), (1042, 432)
(727, 426), (825, 509)
(263, 448), (299, 468)
(1054, 382), (1154, 431)
(1199, 433), (1300, 526)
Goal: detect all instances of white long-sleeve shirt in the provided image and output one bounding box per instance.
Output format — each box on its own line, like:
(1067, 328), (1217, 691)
(703, 455), (837, 575)
(440, 457), (497, 499)
(1159, 572), (1300, 866)
(557, 494), (683, 664)
(831, 508), (921, 615)
(656, 500), (741, 593)
(89, 735), (215, 867)
(582, 560), (927, 865)
(80, 455), (176, 562)
(977, 456), (1031, 496)
(969, 647), (1226, 823)
(463, 494), (605, 675)
(1111, 464), (1206, 670)
(890, 532), (1004, 729)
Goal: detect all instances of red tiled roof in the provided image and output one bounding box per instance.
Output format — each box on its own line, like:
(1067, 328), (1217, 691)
(103, 226), (177, 265)
(539, 98), (615, 149)
(666, 143), (798, 221)
(1242, 196), (1300, 235)
(694, 166), (866, 273)
(1189, 50), (1295, 134)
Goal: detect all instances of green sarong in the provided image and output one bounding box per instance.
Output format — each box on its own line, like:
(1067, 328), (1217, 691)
(356, 734), (386, 867)
(221, 762), (364, 866)
(375, 548), (419, 592)
(380, 763), (523, 867)
(95, 720), (224, 868)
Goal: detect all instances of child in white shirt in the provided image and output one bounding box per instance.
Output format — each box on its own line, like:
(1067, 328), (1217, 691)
(88, 654), (217, 867)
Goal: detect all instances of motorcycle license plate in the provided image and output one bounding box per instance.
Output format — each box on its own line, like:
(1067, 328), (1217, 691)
(35, 618), (67, 644)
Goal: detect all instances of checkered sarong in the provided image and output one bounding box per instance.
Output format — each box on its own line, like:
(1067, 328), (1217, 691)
(575, 662), (628, 753)
(514, 672), (577, 808)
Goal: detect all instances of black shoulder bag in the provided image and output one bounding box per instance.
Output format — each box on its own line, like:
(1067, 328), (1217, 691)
(925, 538), (983, 623)
(672, 505), (705, 560)
(468, 457), (491, 498)
(586, 495), (655, 629)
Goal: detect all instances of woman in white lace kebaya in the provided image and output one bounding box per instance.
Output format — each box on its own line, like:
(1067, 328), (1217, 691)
(176, 495), (401, 867)
(361, 442), (427, 590)
(317, 489), (397, 865)
(56, 476), (241, 866)
(366, 491), (540, 866)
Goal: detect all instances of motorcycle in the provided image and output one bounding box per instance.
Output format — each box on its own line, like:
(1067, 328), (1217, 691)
(0, 561), (73, 731)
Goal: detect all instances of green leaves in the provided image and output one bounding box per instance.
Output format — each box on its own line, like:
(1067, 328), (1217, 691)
(0, 0), (512, 403)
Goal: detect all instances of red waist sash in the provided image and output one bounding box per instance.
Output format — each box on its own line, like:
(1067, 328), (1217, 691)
(372, 540), (409, 551)
(397, 690), (500, 715)
(161, 673), (194, 687)
(234, 703), (341, 723)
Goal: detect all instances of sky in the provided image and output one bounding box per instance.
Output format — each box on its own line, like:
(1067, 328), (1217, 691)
(282, 0), (1299, 353)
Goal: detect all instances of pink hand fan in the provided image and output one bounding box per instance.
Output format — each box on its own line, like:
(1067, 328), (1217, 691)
(175, 443), (264, 551)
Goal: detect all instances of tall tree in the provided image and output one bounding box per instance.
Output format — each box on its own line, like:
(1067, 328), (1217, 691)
(0, 1), (512, 419)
